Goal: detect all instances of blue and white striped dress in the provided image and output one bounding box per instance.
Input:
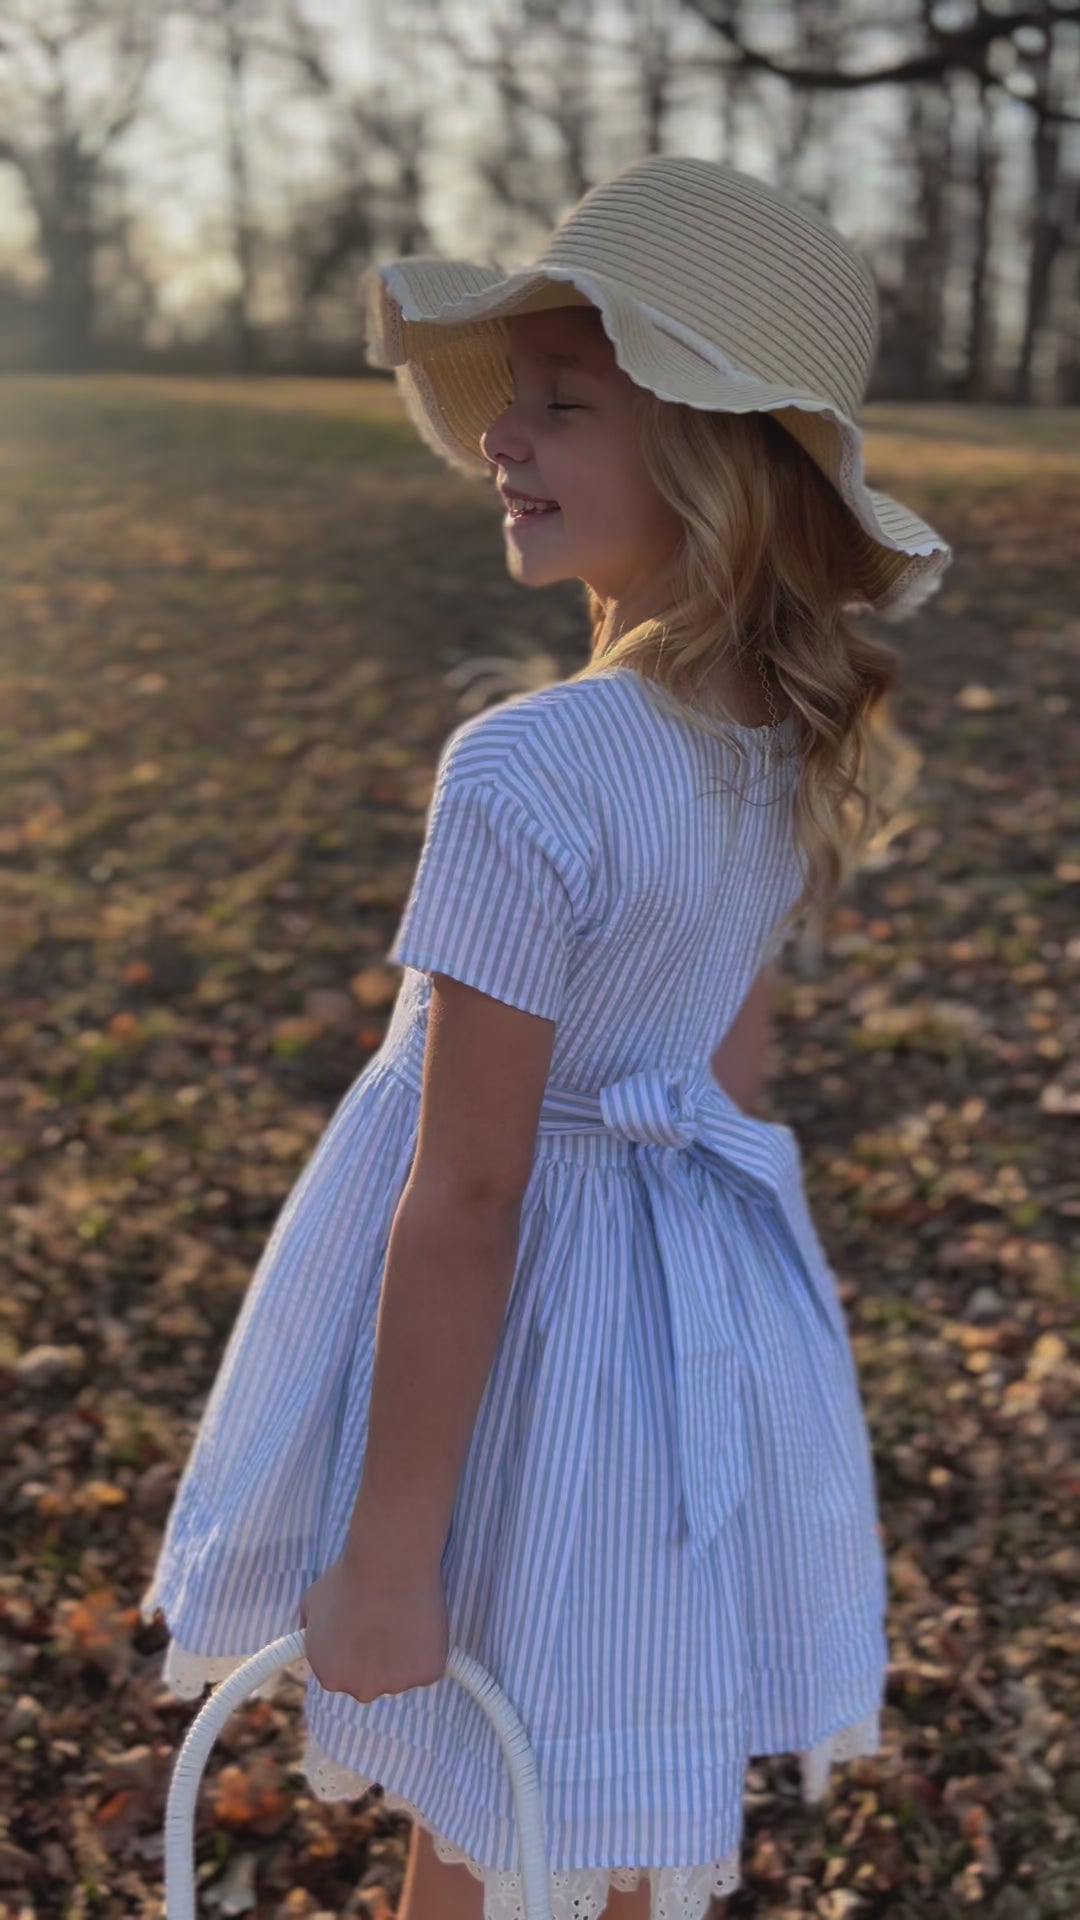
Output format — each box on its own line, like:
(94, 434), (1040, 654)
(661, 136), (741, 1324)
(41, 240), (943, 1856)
(143, 666), (889, 1920)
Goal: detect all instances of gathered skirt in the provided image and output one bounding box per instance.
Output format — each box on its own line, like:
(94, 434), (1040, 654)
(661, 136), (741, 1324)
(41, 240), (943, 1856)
(144, 985), (891, 1920)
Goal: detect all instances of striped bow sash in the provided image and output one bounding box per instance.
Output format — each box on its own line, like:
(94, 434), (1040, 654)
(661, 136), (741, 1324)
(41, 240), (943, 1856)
(535, 1064), (846, 1565)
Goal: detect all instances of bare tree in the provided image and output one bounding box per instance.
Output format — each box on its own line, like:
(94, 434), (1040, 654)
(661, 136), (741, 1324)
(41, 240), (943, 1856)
(684, 0), (1080, 121)
(0, 0), (161, 368)
(245, 3), (435, 361)
(412, 0), (711, 240)
(962, 69), (1001, 401)
(681, 0), (1080, 400)
(1011, 20), (1075, 401)
(892, 55), (955, 396)
(628, 0), (689, 157)
(183, 0), (293, 372)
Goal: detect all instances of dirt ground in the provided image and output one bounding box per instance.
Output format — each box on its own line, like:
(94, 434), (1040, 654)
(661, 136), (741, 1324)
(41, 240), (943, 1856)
(1, 379), (1078, 1919)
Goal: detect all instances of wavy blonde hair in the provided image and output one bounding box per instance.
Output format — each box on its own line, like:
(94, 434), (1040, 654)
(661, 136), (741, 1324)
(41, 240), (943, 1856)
(563, 388), (922, 960)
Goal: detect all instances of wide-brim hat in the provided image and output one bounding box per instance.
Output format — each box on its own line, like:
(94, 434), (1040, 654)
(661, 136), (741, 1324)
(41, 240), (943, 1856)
(362, 153), (952, 620)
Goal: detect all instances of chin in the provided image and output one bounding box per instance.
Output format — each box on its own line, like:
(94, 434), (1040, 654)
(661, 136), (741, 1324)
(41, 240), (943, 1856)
(506, 553), (577, 587)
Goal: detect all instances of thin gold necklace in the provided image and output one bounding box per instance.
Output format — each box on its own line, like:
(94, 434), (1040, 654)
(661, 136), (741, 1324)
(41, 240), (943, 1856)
(753, 646), (785, 765)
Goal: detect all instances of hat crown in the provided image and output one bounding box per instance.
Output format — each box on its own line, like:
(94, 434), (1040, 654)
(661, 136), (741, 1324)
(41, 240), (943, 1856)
(535, 154), (879, 419)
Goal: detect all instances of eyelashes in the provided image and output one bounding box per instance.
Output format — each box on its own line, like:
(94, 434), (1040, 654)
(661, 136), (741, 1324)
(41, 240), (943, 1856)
(501, 377), (585, 417)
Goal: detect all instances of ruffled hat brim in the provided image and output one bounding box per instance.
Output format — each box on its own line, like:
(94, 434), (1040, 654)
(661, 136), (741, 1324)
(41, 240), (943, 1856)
(364, 256), (952, 621)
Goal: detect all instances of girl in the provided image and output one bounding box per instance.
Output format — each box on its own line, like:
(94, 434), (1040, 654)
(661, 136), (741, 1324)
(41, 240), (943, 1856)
(142, 155), (952, 1920)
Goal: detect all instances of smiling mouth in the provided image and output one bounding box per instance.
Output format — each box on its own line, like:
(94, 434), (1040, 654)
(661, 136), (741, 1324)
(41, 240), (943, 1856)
(504, 500), (561, 526)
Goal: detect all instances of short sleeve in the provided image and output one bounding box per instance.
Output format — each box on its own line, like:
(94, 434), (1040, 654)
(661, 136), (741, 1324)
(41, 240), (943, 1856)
(388, 770), (584, 1021)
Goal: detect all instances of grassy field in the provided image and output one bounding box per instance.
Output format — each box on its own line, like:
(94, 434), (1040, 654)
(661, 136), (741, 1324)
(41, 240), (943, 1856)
(2, 377), (1078, 1919)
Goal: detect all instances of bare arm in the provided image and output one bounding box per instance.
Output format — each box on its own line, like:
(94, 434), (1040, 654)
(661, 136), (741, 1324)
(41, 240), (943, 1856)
(344, 1184), (522, 1576)
(709, 961), (777, 1118)
(342, 971), (558, 1578)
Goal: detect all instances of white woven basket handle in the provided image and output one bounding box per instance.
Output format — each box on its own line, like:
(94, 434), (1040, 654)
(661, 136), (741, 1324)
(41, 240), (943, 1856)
(164, 1627), (553, 1920)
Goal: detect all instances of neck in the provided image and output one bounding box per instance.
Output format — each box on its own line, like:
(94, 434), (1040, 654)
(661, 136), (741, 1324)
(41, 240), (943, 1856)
(592, 619), (785, 726)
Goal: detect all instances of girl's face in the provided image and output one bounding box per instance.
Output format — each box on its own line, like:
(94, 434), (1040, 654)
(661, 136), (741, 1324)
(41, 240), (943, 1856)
(478, 306), (684, 610)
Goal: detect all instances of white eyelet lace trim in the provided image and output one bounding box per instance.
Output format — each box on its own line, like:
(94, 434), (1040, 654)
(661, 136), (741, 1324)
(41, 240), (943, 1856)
(158, 1636), (314, 1699)
(159, 1637), (881, 1920)
(303, 1735), (742, 1920)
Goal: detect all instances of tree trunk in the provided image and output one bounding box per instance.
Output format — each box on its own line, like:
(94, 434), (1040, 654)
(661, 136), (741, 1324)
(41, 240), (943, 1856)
(961, 73), (998, 401)
(889, 77), (952, 394)
(223, 6), (261, 374)
(1011, 34), (1063, 405)
(39, 140), (97, 370)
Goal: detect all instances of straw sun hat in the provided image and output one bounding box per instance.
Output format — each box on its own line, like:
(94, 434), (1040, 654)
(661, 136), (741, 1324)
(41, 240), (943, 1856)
(363, 151), (952, 620)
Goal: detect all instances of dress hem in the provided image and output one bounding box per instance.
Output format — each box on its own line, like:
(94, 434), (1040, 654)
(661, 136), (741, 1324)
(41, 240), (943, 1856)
(156, 1632), (883, 1920)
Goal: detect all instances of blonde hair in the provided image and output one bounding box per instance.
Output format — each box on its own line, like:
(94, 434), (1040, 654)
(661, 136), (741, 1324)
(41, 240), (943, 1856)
(564, 388), (922, 959)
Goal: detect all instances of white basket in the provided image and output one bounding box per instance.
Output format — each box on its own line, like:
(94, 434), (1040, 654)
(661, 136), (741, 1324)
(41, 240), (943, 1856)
(164, 1627), (554, 1920)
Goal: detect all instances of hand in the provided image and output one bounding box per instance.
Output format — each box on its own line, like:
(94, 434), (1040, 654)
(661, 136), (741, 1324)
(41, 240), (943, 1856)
(298, 1552), (449, 1704)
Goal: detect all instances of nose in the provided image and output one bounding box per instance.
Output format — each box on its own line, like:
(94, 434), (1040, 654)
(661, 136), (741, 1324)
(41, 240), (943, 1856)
(479, 397), (533, 469)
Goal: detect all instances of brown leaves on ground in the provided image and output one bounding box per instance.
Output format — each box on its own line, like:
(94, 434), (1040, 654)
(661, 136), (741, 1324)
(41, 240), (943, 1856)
(1, 380), (1078, 1918)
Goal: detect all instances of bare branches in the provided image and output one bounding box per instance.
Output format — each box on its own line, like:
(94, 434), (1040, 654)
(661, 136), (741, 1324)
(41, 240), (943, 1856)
(684, 0), (1080, 120)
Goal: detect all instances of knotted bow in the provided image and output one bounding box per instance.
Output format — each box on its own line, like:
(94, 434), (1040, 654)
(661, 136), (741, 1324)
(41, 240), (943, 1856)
(536, 1063), (843, 1566)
